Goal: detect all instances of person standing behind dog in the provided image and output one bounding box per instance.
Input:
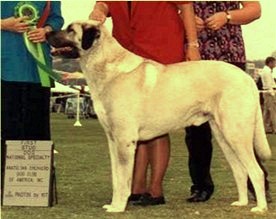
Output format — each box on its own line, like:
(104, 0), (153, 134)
(1, 1), (63, 201)
(260, 56), (276, 133)
(90, 1), (200, 205)
(185, 1), (271, 203)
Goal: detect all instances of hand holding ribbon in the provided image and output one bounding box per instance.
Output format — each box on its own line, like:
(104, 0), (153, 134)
(27, 27), (48, 43)
(15, 1), (61, 87)
(2, 16), (29, 33)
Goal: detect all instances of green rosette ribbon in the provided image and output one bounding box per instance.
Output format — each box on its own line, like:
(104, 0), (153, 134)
(15, 2), (61, 87)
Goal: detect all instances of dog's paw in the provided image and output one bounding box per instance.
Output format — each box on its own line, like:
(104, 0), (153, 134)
(102, 204), (111, 209)
(231, 201), (248, 206)
(102, 204), (125, 212)
(106, 207), (125, 213)
(250, 206), (267, 214)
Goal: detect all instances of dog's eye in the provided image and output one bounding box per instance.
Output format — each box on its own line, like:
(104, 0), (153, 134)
(66, 25), (75, 33)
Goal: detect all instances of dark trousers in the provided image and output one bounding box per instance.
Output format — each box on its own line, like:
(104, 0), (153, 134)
(185, 62), (269, 194)
(185, 122), (214, 193)
(1, 80), (51, 201)
(1, 81), (51, 141)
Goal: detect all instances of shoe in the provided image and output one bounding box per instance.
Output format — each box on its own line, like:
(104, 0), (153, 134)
(128, 193), (143, 203)
(133, 193), (165, 206)
(186, 190), (212, 202)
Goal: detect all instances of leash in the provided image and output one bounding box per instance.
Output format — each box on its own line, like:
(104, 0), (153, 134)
(37, 1), (51, 29)
(15, 1), (61, 87)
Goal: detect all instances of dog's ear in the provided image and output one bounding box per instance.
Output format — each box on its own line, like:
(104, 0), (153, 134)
(81, 26), (100, 50)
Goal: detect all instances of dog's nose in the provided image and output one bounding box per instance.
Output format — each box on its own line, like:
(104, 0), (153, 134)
(45, 31), (53, 41)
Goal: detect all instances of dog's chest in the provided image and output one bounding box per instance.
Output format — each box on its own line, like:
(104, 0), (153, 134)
(93, 99), (110, 129)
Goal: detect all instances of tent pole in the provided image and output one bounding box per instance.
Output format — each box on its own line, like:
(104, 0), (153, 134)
(74, 92), (82, 127)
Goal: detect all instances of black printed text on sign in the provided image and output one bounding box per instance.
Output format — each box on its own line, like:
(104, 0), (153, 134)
(3, 141), (53, 206)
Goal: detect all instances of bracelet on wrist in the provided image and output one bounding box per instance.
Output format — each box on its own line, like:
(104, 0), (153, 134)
(225, 11), (232, 23)
(187, 41), (200, 48)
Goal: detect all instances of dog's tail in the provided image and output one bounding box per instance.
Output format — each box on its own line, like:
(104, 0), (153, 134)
(253, 100), (272, 161)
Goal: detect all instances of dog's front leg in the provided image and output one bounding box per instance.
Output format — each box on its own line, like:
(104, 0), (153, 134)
(103, 135), (137, 212)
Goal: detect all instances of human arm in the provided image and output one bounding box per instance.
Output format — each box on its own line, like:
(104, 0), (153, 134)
(0, 16), (29, 32)
(205, 1), (261, 31)
(27, 26), (52, 43)
(89, 2), (109, 24)
(177, 3), (201, 61)
(0, 16), (49, 43)
(28, 1), (64, 43)
(62, 72), (85, 81)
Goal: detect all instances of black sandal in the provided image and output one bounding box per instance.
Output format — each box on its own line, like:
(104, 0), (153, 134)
(133, 193), (165, 206)
(128, 193), (143, 203)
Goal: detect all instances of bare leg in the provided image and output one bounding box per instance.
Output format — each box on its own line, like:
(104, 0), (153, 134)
(148, 134), (170, 197)
(131, 143), (150, 194)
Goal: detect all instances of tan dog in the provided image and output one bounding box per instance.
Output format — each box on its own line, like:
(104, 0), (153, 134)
(47, 21), (271, 213)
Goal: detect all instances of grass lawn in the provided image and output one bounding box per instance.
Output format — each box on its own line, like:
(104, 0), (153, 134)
(2, 113), (276, 219)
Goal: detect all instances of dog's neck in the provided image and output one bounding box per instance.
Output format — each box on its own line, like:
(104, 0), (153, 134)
(80, 26), (144, 93)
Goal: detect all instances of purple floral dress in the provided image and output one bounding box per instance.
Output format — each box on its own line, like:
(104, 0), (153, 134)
(194, 1), (246, 63)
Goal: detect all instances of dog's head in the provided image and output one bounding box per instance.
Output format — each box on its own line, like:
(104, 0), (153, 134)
(46, 20), (101, 58)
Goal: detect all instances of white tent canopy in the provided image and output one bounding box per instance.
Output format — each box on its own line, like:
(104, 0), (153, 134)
(51, 82), (82, 127)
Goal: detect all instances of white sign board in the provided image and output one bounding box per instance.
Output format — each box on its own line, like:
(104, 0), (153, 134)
(3, 140), (53, 206)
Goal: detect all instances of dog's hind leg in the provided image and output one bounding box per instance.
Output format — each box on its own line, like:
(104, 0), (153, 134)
(230, 143), (267, 213)
(209, 120), (248, 206)
(214, 115), (267, 213)
(103, 132), (137, 212)
(249, 103), (271, 213)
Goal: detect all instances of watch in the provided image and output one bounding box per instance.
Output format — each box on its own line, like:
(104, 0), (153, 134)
(226, 11), (232, 23)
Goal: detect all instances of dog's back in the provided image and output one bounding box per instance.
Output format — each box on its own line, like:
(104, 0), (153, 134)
(111, 60), (258, 139)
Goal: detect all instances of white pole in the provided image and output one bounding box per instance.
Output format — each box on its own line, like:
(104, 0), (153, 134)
(74, 92), (82, 127)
